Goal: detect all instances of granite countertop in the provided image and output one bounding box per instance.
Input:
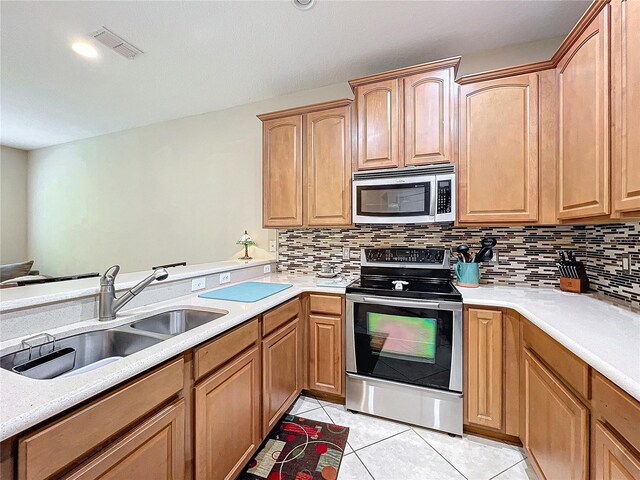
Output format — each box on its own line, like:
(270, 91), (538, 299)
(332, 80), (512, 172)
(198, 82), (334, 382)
(459, 285), (640, 402)
(1, 276), (638, 442)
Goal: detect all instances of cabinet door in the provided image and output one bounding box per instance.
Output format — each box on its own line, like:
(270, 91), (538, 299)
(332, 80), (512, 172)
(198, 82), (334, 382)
(194, 347), (261, 480)
(466, 308), (503, 430)
(612, 0), (640, 213)
(263, 115), (303, 227)
(309, 314), (343, 395)
(458, 74), (539, 223)
(593, 421), (640, 480)
(263, 318), (302, 434)
(557, 7), (611, 220)
(404, 68), (454, 166)
(356, 80), (400, 170)
(63, 401), (185, 480)
(305, 106), (352, 226)
(523, 349), (589, 480)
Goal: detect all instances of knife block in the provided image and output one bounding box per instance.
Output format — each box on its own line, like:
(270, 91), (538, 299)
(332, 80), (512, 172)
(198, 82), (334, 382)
(560, 276), (590, 293)
(559, 261), (590, 293)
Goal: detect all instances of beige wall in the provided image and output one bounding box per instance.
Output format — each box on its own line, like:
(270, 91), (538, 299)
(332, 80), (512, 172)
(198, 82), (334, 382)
(24, 36), (565, 277)
(27, 83), (353, 276)
(1, 145), (29, 265)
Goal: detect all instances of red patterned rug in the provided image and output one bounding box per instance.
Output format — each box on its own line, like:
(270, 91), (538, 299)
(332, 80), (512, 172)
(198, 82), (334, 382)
(239, 413), (350, 480)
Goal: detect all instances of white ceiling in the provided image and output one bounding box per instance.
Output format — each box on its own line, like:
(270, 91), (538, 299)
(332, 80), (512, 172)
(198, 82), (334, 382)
(1, 0), (589, 151)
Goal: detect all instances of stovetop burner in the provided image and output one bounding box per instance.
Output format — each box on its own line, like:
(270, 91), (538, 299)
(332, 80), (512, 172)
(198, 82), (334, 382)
(346, 247), (463, 302)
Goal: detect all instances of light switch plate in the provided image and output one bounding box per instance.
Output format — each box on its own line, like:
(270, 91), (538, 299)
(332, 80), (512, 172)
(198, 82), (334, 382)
(191, 277), (206, 291)
(263, 264), (271, 274)
(622, 253), (631, 274)
(343, 247), (350, 260)
(220, 272), (231, 284)
(269, 240), (277, 252)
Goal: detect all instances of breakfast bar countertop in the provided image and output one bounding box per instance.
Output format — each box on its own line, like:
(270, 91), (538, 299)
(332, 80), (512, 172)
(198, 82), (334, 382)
(1, 276), (639, 442)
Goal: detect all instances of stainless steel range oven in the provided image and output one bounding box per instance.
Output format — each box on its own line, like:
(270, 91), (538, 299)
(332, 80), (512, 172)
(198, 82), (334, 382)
(345, 248), (463, 435)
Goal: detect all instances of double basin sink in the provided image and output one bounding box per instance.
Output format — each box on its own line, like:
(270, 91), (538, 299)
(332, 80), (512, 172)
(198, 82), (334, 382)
(0, 309), (228, 380)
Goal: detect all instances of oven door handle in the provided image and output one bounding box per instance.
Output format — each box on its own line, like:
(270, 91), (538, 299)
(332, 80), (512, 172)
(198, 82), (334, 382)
(361, 296), (441, 309)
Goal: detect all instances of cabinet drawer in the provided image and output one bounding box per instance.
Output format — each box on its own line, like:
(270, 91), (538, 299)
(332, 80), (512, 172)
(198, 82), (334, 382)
(194, 318), (259, 380)
(523, 322), (590, 399)
(18, 358), (184, 480)
(262, 297), (300, 337)
(592, 372), (640, 452)
(309, 294), (342, 316)
(62, 400), (185, 480)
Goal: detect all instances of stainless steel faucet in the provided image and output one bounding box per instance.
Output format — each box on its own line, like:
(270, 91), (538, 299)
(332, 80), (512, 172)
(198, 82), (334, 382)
(99, 265), (169, 321)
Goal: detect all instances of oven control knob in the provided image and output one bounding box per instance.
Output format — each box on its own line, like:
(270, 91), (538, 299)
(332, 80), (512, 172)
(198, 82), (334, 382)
(392, 280), (409, 291)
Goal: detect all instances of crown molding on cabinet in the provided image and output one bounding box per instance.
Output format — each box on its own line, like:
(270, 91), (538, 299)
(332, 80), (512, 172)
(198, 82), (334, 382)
(348, 56), (461, 91)
(256, 98), (352, 121)
(456, 0), (610, 85)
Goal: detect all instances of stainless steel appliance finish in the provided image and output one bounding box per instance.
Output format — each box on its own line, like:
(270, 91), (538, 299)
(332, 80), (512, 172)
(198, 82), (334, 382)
(346, 247), (464, 435)
(352, 164), (455, 224)
(346, 374), (463, 435)
(99, 265), (169, 321)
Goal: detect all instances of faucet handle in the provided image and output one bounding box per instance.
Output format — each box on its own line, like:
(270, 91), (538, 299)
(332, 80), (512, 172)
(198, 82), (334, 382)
(101, 265), (120, 286)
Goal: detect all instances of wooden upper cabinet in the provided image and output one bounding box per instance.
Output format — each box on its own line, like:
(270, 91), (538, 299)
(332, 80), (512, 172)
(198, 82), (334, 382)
(404, 68), (454, 166)
(305, 106), (352, 226)
(612, 0), (640, 214)
(523, 349), (589, 480)
(356, 80), (400, 170)
(458, 73), (539, 223)
(557, 7), (611, 220)
(465, 308), (503, 430)
(262, 115), (303, 227)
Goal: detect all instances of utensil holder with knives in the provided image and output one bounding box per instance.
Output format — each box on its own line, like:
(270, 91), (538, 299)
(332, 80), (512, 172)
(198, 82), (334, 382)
(556, 249), (590, 293)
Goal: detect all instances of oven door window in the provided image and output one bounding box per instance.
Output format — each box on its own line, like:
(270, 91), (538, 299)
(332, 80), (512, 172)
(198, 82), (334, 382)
(353, 302), (455, 391)
(357, 183), (430, 217)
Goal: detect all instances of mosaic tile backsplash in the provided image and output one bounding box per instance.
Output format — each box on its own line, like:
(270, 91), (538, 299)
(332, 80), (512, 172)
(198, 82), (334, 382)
(277, 222), (640, 309)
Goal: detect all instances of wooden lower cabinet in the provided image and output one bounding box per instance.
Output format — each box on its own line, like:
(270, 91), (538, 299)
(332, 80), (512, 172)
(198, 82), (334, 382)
(523, 348), (589, 480)
(262, 318), (302, 434)
(194, 346), (261, 480)
(593, 422), (640, 480)
(308, 314), (342, 395)
(465, 308), (503, 430)
(63, 401), (185, 480)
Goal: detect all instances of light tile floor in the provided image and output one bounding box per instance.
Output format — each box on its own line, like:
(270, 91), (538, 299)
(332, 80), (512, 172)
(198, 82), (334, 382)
(287, 395), (539, 480)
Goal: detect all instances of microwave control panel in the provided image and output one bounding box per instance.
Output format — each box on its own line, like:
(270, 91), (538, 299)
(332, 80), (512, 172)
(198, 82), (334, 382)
(437, 180), (452, 215)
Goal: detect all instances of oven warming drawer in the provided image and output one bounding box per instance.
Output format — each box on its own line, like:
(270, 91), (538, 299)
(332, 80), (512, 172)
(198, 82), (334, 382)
(346, 373), (463, 435)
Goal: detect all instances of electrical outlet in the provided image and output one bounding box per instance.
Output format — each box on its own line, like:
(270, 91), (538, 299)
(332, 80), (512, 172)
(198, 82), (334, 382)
(263, 264), (271, 274)
(269, 240), (277, 252)
(622, 253), (632, 274)
(343, 247), (350, 260)
(220, 272), (231, 284)
(488, 250), (500, 264)
(191, 277), (206, 291)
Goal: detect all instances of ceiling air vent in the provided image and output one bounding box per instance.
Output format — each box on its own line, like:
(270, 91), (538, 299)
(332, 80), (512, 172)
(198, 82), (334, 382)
(88, 26), (143, 60)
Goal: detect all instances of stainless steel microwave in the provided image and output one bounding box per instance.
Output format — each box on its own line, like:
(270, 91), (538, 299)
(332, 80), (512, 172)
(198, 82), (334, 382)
(352, 164), (456, 224)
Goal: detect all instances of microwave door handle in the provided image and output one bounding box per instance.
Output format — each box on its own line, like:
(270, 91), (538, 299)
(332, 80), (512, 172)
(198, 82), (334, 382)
(362, 296), (440, 309)
(429, 179), (437, 217)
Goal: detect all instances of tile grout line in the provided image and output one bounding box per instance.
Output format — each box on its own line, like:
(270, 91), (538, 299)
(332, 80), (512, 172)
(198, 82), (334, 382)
(320, 404), (412, 454)
(353, 449), (377, 480)
(487, 459), (529, 480)
(411, 427), (469, 480)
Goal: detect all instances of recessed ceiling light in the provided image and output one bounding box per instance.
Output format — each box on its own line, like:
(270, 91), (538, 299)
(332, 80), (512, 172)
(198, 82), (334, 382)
(292, 0), (315, 11)
(71, 41), (98, 58)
